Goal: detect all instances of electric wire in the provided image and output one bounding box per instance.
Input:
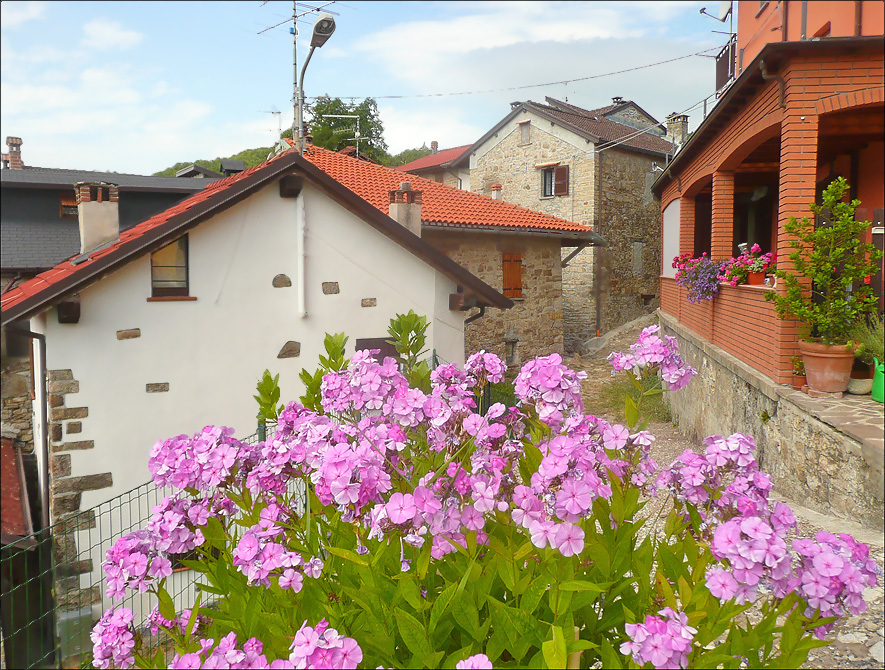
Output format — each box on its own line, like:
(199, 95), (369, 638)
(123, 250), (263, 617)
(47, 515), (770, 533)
(304, 46), (720, 100)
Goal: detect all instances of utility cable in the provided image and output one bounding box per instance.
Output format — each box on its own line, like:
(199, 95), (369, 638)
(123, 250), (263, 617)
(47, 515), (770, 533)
(305, 47), (720, 100)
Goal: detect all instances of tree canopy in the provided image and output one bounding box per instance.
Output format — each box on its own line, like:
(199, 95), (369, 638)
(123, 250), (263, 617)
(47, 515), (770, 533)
(305, 96), (388, 164)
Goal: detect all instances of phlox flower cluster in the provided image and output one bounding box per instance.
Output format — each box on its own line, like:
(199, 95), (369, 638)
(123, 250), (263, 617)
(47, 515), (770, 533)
(514, 353), (587, 429)
(456, 653), (494, 669)
(320, 349), (407, 415)
(672, 253), (721, 302)
(465, 350), (506, 385)
(149, 426), (245, 491)
(148, 606), (210, 637)
(718, 243), (776, 286)
(169, 632), (296, 669)
(102, 530), (173, 600)
(231, 504), (323, 588)
(288, 618), (363, 669)
(91, 607), (135, 669)
(620, 607), (697, 669)
(608, 325), (696, 391)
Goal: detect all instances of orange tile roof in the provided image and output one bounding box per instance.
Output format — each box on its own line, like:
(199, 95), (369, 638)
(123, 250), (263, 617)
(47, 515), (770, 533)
(396, 145), (472, 172)
(302, 145), (592, 233)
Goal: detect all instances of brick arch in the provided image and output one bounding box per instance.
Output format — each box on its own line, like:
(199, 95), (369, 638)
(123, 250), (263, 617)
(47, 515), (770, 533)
(716, 114), (783, 172)
(816, 86), (884, 115)
(682, 169), (714, 198)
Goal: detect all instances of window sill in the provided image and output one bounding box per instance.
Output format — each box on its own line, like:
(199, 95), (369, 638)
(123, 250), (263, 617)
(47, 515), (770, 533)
(147, 296), (197, 302)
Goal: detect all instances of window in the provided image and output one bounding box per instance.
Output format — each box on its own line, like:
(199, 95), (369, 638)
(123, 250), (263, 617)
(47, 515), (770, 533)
(60, 192), (78, 218)
(542, 165), (569, 197)
(632, 240), (644, 275)
(519, 120), (531, 144)
(150, 236), (189, 297)
(502, 253), (523, 298)
(662, 199), (681, 278)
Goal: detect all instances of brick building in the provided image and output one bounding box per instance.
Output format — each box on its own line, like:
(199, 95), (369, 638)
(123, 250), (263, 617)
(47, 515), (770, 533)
(463, 97), (680, 350)
(652, 1), (884, 527)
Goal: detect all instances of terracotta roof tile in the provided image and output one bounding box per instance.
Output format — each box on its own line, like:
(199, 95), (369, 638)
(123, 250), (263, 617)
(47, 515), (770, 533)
(302, 146), (593, 233)
(396, 145), (472, 172)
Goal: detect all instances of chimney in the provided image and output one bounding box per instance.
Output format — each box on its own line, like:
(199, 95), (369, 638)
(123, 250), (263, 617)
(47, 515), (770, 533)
(666, 113), (689, 147)
(431, 141), (439, 154)
(491, 183), (503, 201)
(6, 137), (23, 169)
(611, 96), (624, 105)
(388, 182), (423, 237)
(75, 182), (119, 254)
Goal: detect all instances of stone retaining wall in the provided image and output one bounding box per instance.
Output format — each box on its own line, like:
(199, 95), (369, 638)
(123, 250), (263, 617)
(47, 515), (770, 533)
(659, 310), (884, 530)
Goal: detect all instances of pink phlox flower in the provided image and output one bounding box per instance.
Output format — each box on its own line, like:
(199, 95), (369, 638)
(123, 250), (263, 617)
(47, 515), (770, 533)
(456, 653), (493, 669)
(554, 523), (585, 557)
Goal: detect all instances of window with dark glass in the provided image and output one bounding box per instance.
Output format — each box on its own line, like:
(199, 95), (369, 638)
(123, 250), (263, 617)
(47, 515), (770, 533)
(150, 236), (189, 297)
(542, 165), (569, 197)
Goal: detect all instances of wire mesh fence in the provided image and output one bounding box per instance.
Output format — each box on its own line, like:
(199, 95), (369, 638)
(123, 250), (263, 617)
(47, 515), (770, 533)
(0, 424), (276, 670)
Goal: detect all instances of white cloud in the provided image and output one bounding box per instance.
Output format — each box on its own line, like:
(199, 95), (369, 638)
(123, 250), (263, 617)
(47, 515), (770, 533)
(81, 19), (143, 51)
(0, 1), (46, 28)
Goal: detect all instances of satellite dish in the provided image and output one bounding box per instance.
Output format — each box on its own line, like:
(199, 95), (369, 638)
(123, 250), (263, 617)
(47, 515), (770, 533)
(719, 1), (733, 21)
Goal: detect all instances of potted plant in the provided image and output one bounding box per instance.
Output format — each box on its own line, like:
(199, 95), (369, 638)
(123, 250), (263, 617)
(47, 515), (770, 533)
(766, 177), (883, 393)
(848, 313), (884, 396)
(790, 355), (806, 390)
(673, 252), (722, 303)
(746, 245), (776, 285)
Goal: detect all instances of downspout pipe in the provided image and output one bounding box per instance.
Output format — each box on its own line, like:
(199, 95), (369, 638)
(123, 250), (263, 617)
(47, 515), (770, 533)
(8, 323), (49, 530)
(464, 306), (486, 325)
(296, 192), (307, 318)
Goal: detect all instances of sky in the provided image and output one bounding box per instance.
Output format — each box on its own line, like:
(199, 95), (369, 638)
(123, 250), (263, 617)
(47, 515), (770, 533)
(0, 1), (732, 175)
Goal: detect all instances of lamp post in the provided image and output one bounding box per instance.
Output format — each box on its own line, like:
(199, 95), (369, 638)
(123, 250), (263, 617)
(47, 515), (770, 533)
(296, 12), (336, 155)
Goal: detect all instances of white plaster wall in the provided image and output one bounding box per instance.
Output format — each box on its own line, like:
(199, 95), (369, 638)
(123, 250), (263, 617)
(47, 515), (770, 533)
(44, 180), (465, 505)
(662, 198), (681, 278)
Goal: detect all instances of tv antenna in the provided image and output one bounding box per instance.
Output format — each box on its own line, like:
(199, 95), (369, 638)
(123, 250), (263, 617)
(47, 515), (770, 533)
(261, 106), (285, 157)
(323, 113), (361, 159)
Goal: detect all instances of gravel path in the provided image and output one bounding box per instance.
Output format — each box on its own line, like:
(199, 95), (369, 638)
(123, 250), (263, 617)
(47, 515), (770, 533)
(565, 316), (885, 670)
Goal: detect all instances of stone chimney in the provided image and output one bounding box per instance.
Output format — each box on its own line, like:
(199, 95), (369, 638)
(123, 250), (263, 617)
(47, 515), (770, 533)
(666, 113), (689, 147)
(388, 182), (423, 237)
(431, 141), (439, 154)
(611, 96), (624, 105)
(6, 137), (23, 169)
(75, 182), (119, 254)
(491, 183), (503, 201)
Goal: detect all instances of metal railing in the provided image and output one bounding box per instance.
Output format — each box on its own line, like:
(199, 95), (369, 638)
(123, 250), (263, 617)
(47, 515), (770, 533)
(0, 426), (273, 669)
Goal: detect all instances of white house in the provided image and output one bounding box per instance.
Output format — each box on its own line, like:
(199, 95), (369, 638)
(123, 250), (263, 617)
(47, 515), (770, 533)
(0, 148), (510, 527)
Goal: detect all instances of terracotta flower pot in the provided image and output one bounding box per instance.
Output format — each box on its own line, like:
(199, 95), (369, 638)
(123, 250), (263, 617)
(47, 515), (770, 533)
(798, 339), (856, 393)
(791, 374), (806, 390)
(747, 271), (765, 285)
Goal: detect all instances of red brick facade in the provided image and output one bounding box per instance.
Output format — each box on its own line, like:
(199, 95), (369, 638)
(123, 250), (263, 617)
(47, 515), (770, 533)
(657, 40), (884, 385)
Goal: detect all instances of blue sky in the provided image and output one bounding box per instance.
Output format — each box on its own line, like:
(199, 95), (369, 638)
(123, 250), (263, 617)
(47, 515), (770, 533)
(0, 1), (729, 175)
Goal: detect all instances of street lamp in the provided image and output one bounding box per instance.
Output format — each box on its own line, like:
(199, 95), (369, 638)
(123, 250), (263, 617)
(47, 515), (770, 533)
(296, 13), (336, 154)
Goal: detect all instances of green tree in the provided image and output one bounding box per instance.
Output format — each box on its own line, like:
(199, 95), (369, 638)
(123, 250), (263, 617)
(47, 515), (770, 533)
(383, 146), (432, 168)
(152, 146), (273, 177)
(306, 96), (388, 163)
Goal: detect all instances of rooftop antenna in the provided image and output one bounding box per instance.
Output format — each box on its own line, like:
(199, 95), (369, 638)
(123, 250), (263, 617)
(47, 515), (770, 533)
(261, 106), (283, 158)
(324, 113), (361, 159)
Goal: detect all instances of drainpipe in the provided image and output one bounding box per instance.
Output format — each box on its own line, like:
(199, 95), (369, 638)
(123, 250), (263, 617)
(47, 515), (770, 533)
(465, 306), (486, 325)
(296, 192), (307, 318)
(8, 323), (49, 529)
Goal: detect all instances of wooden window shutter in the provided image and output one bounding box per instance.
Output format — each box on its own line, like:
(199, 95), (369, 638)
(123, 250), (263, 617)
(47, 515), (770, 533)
(554, 165), (569, 196)
(502, 253), (523, 298)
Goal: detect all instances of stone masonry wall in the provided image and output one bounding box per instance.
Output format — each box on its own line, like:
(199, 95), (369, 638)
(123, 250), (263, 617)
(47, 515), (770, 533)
(595, 148), (662, 334)
(660, 312), (883, 531)
(470, 122), (596, 353)
(423, 230), (563, 362)
(1, 275), (34, 454)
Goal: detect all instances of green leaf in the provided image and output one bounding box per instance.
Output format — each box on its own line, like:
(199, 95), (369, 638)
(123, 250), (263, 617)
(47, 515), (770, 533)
(542, 626), (568, 669)
(397, 576), (425, 611)
(487, 596), (544, 647)
(394, 608), (432, 662)
(559, 580), (604, 593)
(157, 587), (176, 621)
(514, 541), (535, 562)
(429, 582), (458, 633)
(624, 395), (639, 429)
(184, 592), (202, 641)
(417, 538), (432, 579)
(325, 545), (369, 566)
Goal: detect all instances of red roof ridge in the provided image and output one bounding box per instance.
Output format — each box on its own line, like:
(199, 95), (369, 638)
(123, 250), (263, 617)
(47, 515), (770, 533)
(395, 144), (473, 172)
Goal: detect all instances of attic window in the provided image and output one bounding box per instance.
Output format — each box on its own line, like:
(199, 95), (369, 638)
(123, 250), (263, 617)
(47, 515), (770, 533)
(542, 165), (569, 197)
(518, 120), (531, 144)
(60, 192), (78, 218)
(150, 236), (189, 297)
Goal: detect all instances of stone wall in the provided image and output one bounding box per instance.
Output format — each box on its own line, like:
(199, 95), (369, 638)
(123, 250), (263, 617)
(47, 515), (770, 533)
(595, 148), (662, 334)
(660, 311), (884, 530)
(1, 274), (35, 455)
(423, 230), (563, 362)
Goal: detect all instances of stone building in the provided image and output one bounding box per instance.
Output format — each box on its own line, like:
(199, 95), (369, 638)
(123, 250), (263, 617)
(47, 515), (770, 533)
(397, 141), (472, 190)
(465, 97), (681, 350)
